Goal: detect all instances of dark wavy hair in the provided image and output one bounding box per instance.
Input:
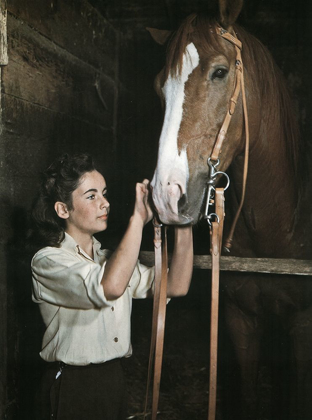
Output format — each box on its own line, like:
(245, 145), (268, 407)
(30, 153), (97, 249)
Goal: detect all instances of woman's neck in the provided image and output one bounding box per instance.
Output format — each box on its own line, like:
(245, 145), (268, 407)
(66, 229), (94, 259)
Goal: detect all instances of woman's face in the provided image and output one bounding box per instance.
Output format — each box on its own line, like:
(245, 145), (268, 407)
(65, 170), (110, 238)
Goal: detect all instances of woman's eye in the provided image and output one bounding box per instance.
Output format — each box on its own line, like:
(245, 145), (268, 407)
(211, 68), (228, 80)
(87, 194), (95, 200)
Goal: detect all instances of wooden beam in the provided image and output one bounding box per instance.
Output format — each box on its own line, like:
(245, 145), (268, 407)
(139, 251), (312, 276)
(0, 0), (7, 65)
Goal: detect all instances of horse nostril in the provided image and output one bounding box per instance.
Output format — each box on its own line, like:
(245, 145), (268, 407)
(168, 182), (182, 200)
(178, 193), (188, 213)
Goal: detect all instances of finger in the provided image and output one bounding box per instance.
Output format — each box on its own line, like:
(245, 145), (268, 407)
(135, 186), (148, 211)
(137, 181), (148, 190)
(142, 179), (150, 193)
(136, 182), (146, 193)
(137, 183), (148, 201)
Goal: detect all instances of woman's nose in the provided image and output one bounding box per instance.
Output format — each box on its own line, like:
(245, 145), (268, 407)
(101, 196), (110, 209)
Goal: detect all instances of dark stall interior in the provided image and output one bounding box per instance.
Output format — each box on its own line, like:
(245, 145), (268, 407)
(1, 0), (312, 419)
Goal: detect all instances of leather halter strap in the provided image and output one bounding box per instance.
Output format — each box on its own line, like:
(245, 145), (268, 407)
(211, 28), (243, 161)
(206, 28), (249, 419)
(212, 27), (250, 251)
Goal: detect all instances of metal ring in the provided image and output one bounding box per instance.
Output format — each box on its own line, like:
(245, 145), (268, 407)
(205, 212), (220, 225)
(212, 171), (230, 190)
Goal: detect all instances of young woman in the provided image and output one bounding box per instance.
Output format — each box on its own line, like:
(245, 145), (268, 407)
(30, 153), (193, 420)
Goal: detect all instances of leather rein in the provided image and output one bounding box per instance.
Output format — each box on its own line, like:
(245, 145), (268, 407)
(144, 26), (249, 420)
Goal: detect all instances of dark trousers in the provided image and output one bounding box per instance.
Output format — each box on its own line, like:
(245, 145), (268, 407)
(35, 359), (127, 420)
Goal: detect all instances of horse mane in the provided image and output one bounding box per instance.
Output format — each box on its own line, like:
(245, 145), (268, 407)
(235, 25), (302, 186)
(164, 14), (303, 187)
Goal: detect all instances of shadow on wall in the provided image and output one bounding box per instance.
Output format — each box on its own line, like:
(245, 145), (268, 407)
(6, 206), (45, 420)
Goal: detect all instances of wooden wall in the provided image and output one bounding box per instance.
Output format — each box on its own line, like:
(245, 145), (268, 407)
(0, 0), (164, 416)
(0, 1), (128, 417)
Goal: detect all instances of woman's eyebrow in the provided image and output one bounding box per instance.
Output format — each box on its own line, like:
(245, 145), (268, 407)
(83, 188), (98, 195)
(83, 187), (107, 195)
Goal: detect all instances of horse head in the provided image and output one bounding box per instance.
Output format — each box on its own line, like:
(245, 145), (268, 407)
(150, 1), (247, 225)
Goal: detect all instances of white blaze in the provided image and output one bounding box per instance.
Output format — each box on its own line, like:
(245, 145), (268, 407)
(151, 43), (200, 220)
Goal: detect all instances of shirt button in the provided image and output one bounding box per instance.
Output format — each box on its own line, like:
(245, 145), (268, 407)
(111, 307), (114, 311)
(114, 337), (118, 343)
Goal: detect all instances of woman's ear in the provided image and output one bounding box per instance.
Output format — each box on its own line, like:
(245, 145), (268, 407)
(54, 202), (69, 219)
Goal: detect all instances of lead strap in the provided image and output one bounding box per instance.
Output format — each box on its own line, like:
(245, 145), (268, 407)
(144, 221), (168, 419)
(208, 188), (225, 420)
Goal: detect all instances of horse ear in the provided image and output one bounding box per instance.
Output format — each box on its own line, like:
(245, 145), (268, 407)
(219, 0), (243, 29)
(146, 27), (172, 45)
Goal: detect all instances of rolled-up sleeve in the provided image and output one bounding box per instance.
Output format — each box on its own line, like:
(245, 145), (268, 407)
(129, 261), (155, 299)
(32, 248), (113, 309)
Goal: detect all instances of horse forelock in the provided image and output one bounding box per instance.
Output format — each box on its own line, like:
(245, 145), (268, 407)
(164, 14), (224, 80)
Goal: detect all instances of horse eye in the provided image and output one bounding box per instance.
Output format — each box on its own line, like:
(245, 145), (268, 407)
(211, 68), (228, 80)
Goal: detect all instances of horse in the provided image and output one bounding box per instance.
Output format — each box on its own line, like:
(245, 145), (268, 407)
(148, 1), (312, 419)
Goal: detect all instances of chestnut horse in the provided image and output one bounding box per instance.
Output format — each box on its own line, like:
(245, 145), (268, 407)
(149, 3), (312, 420)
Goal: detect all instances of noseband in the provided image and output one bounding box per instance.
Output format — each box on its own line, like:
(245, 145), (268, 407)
(204, 26), (250, 251)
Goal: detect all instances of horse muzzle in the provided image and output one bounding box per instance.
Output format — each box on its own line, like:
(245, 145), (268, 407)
(150, 179), (193, 225)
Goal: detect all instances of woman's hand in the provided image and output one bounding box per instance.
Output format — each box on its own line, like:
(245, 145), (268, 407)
(133, 179), (154, 226)
(101, 179), (154, 300)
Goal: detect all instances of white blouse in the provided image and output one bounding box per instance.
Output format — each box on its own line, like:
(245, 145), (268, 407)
(31, 232), (155, 365)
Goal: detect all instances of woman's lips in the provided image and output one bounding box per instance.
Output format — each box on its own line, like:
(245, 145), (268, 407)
(98, 215), (108, 220)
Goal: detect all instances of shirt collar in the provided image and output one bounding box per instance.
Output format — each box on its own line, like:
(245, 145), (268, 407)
(61, 232), (102, 259)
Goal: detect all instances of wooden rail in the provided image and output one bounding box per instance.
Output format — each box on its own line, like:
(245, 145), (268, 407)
(139, 252), (312, 276)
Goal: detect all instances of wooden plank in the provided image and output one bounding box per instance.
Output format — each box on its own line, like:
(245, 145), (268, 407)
(5, 15), (116, 126)
(7, 0), (118, 78)
(0, 0), (8, 65)
(138, 251), (312, 276)
(1, 95), (115, 180)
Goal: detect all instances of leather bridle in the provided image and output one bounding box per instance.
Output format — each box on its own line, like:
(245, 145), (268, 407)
(144, 25), (249, 420)
(206, 26), (250, 252)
